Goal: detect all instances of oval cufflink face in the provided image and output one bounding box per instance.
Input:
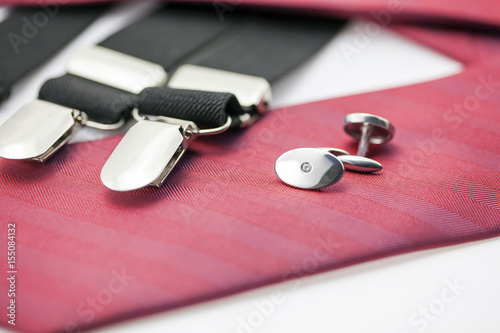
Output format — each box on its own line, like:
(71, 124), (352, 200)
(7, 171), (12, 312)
(275, 148), (344, 189)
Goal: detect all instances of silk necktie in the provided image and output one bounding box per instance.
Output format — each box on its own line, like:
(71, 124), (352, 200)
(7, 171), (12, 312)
(0, 3), (499, 333)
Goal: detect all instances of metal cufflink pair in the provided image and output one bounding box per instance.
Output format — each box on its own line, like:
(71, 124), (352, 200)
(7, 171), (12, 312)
(275, 113), (395, 189)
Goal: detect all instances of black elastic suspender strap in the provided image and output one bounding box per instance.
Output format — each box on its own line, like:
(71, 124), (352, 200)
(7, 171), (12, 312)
(136, 12), (346, 126)
(39, 4), (240, 124)
(99, 11), (346, 192)
(39, 74), (136, 125)
(0, 5), (107, 103)
(7, 4), (346, 190)
(39, 5), (346, 127)
(189, 13), (345, 82)
(138, 88), (244, 127)
(99, 5), (241, 71)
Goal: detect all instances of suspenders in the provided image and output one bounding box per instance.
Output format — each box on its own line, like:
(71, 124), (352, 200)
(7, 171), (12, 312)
(0, 4), (346, 191)
(0, 5), (107, 103)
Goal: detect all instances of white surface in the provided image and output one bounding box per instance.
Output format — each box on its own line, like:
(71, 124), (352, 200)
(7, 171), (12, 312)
(84, 237), (500, 333)
(0, 4), (478, 333)
(271, 20), (463, 108)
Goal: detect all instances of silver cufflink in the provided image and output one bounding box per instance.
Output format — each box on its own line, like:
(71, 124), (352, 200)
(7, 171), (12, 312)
(343, 113), (395, 157)
(275, 148), (345, 190)
(275, 113), (394, 190)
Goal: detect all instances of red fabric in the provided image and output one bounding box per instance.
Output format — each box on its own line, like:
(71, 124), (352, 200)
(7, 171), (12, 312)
(3, 0), (500, 29)
(1, 0), (500, 325)
(0, 23), (499, 332)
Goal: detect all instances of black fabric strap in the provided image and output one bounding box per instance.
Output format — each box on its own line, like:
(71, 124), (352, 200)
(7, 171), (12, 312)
(40, 75), (244, 126)
(39, 5), (346, 127)
(100, 4), (241, 72)
(40, 74), (135, 125)
(0, 5), (107, 103)
(40, 3), (239, 125)
(138, 12), (346, 126)
(189, 13), (345, 83)
(138, 87), (244, 126)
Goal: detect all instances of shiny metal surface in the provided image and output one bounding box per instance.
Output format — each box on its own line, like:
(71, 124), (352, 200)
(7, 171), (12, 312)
(132, 109), (232, 137)
(319, 148), (350, 156)
(84, 118), (128, 131)
(66, 46), (167, 94)
(104, 110), (235, 191)
(0, 100), (78, 162)
(275, 148), (344, 189)
(337, 155), (383, 173)
(168, 65), (272, 113)
(319, 148), (382, 173)
(101, 119), (197, 192)
(344, 113), (395, 157)
(195, 116), (232, 136)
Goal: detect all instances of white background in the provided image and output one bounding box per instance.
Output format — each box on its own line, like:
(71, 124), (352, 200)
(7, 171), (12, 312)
(2, 2), (496, 333)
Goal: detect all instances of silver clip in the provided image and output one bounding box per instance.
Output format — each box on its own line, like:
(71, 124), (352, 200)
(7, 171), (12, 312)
(100, 110), (232, 192)
(102, 65), (273, 192)
(0, 100), (127, 163)
(0, 47), (162, 163)
(168, 64), (272, 126)
(0, 100), (83, 162)
(66, 46), (168, 94)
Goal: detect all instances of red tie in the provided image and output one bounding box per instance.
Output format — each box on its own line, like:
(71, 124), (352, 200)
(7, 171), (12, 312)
(1, 5), (500, 333)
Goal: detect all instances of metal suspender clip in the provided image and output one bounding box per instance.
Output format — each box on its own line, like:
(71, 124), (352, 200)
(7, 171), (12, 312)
(101, 65), (272, 192)
(100, 109), (232, 191)
(0, 46), (166, 163)
(66, 46), (168, 94)
(0, 44), (272, 191)
(0, 100), (80, 162)
(169, 64), (272, 123)
(0, 100), (125, 162)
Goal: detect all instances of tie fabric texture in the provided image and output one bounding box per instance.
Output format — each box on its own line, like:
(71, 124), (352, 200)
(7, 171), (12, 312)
(1, 3), (500, 333)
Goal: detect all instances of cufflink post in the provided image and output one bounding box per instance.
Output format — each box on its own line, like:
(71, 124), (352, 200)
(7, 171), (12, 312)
(344, 113), (395, 157)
